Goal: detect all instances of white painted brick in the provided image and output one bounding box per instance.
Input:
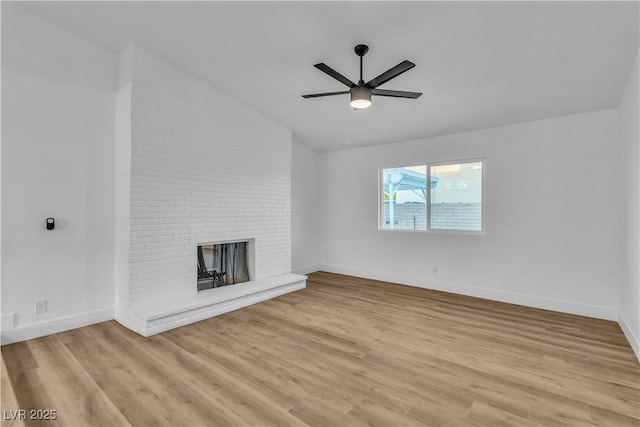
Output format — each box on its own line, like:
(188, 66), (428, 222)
(115, 45), (292, 309)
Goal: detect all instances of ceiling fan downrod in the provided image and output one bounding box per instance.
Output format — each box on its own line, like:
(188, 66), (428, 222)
(354, 44), (369, 85)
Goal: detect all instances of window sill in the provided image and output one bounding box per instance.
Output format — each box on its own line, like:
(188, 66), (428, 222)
(378, 228), (485, 236)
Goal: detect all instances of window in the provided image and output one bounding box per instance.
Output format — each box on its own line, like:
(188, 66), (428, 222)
(381, 165), (429, 231)
(380, 160), (483, 232)
(430, 161), (483, 231)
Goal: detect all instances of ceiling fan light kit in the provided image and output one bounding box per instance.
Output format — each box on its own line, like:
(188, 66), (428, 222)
(303, 44), (422, 110)
(350, 86), (372, 109)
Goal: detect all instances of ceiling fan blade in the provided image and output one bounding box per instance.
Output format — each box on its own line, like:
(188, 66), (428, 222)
(366, 60), (415, 89)
(314, 63), (356, 88)
(302, 91), (350, 98)
(372, 89), (422, 99)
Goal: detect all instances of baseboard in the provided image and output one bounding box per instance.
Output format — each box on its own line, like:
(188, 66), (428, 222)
(114, 305), (147, 337)
(317, 264), (619, 321)
(0, 308), (114, 345)
(292, 264), (323, 275)
(618, 311), (640, 361)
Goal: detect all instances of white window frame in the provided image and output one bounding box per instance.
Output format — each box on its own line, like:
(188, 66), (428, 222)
(378, 158), (485, 235)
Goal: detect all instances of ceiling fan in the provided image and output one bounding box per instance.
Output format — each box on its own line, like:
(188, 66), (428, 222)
(302, 44), (422, 110)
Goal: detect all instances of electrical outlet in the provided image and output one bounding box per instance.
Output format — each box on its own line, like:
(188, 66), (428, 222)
(34, 300), (47, 314)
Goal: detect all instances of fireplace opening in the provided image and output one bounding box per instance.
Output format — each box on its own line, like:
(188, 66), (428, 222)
(197, 241), (250, 291)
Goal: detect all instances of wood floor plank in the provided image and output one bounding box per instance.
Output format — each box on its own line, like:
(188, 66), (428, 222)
(465, 400), (543, 427)
(2, 271), (638, 426)
(61, 326), (198, 426)
(1, 351), (26, 427)
(17, 335), (129, 427)
(288, 396), (358, 426)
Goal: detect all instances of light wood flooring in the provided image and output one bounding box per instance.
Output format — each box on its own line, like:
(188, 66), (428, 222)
(2, 272), (639, 426)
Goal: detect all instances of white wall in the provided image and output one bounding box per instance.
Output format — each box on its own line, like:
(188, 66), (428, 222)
(321, 109), (621, 319)
(1, 3), (116, 341)
(291, 140), (325, 273)
(115, 46), (292, 314)
(618, 50), (640, 358)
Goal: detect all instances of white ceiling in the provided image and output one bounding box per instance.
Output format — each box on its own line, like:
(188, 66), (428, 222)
(19, 1), (639, 152)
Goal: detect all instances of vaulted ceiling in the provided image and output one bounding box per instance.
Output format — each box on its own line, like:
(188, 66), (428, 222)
(18, 1), (639, 152)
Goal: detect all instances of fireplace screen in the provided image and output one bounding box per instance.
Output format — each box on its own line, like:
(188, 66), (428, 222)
(197, 242), (250, 291)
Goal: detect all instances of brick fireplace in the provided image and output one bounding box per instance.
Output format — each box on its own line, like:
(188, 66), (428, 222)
(114, 46), (305, 336)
